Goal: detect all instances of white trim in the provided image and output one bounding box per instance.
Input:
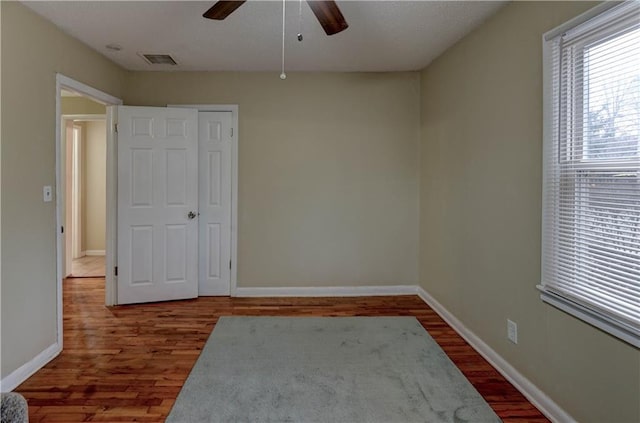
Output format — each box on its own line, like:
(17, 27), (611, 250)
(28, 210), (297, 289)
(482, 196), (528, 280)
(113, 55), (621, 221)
(57, 75), (121, 106)
(539, 289), (640, 348)
(235, 285), (418, 298)
(0, 342), (61, 392)
(85, 250), (106, 256)
(56, 77), (63, 349)
(168, 104), (239, 297)
(55, 74), (122, 345)
(105, 106), (118, 306)
(62, 114), (106, 122)
(415, 286), (577, 423)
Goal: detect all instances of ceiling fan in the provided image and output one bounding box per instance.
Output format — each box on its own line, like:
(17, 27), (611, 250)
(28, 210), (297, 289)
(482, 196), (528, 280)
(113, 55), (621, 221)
(203, 0), (349, 36)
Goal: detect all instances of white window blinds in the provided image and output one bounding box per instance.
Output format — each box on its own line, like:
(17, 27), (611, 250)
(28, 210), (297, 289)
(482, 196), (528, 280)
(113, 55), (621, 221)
(541, 1), (640, 347)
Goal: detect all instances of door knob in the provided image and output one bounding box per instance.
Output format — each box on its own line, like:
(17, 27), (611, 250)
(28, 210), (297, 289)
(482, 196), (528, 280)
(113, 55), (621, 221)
(187, 211), (198, 220)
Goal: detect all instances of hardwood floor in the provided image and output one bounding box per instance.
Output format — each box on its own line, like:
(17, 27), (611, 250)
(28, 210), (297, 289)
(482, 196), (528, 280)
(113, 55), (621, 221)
(71, 256), (105, 278)
(16, 278), (549, 422)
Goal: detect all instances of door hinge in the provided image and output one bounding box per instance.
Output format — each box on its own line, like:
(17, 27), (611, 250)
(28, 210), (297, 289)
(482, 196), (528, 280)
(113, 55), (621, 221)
(61, 226), (64, 234)
(114, 266), (118, 276)
(230, 127), (233, 138)
(229, 260), (231, 270)
(114, 123), (119, 133)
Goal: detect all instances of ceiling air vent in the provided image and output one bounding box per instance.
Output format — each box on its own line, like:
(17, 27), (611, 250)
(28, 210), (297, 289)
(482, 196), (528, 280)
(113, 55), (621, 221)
(140, 53), (178, 65)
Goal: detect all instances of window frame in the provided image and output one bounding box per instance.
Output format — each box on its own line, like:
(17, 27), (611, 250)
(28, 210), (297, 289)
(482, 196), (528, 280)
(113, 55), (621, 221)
(540, 1), (640, 348)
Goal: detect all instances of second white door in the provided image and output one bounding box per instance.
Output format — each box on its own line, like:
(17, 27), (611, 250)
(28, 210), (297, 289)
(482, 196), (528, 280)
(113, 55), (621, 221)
(198, 111), (232, 295)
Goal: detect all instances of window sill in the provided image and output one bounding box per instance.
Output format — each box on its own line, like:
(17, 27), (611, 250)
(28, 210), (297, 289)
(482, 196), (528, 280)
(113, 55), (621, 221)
(537, 286), (640, 349)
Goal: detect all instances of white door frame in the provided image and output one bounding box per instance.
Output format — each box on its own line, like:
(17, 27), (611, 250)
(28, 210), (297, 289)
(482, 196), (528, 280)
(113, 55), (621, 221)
(55, 74), (122, 348)
(169, 104), (239, 296)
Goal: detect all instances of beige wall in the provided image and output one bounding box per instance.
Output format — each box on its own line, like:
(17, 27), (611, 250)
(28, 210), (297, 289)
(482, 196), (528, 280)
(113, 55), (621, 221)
(61, 97), (106, 115)
(124, 72), (421, 288)
(83, 120), (106, 252)
(0, 2), (124, 378)
(419, 2), (639, 422)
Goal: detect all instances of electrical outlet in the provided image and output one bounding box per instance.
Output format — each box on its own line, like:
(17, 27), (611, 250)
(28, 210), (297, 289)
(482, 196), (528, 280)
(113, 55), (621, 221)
(507, 319), (518, 344)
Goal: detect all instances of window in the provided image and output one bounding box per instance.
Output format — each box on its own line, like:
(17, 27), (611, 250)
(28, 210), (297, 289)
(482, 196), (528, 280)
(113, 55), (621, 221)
(541, 1), (640, 347)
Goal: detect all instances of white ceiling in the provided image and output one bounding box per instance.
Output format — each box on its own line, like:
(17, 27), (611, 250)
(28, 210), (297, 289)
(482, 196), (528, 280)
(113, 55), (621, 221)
(23, 1), (505, 72)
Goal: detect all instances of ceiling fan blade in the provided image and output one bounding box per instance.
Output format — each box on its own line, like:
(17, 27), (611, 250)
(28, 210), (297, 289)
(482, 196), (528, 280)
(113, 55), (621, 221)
(306, 1), (349, 36)
(203, 0), (247, 20)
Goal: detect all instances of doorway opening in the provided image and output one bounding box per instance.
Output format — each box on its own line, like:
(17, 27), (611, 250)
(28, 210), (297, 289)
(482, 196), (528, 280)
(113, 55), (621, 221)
(62, 102), (107, 278)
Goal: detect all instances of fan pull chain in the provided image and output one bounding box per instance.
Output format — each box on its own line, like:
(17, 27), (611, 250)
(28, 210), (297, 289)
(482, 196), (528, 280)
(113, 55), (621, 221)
(297, 0), (303, 42)
(280, 0), (287, 80)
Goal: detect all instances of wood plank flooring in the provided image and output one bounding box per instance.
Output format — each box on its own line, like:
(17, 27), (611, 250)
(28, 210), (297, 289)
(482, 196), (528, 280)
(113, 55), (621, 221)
(16, 278), (549, 422)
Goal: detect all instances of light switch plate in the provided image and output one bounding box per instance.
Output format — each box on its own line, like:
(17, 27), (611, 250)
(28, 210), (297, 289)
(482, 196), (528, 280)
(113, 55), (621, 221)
(43, 186), (53, 202)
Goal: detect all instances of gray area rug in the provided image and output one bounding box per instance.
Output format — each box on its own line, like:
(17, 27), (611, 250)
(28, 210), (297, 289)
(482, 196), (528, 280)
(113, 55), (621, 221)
(166, 316), (501, 423)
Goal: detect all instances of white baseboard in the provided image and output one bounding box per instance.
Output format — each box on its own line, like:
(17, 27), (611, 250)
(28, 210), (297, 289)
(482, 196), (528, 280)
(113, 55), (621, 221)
(0, 342), (61, 392)
(234, 285), (418, 297)
(415, 286), (575, 423)
(85, 250), (105, 256)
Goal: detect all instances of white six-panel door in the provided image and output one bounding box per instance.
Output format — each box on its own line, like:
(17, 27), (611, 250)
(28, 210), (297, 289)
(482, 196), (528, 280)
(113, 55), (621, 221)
(117, 106), (199, 304)
(198, 112), (232, 295)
